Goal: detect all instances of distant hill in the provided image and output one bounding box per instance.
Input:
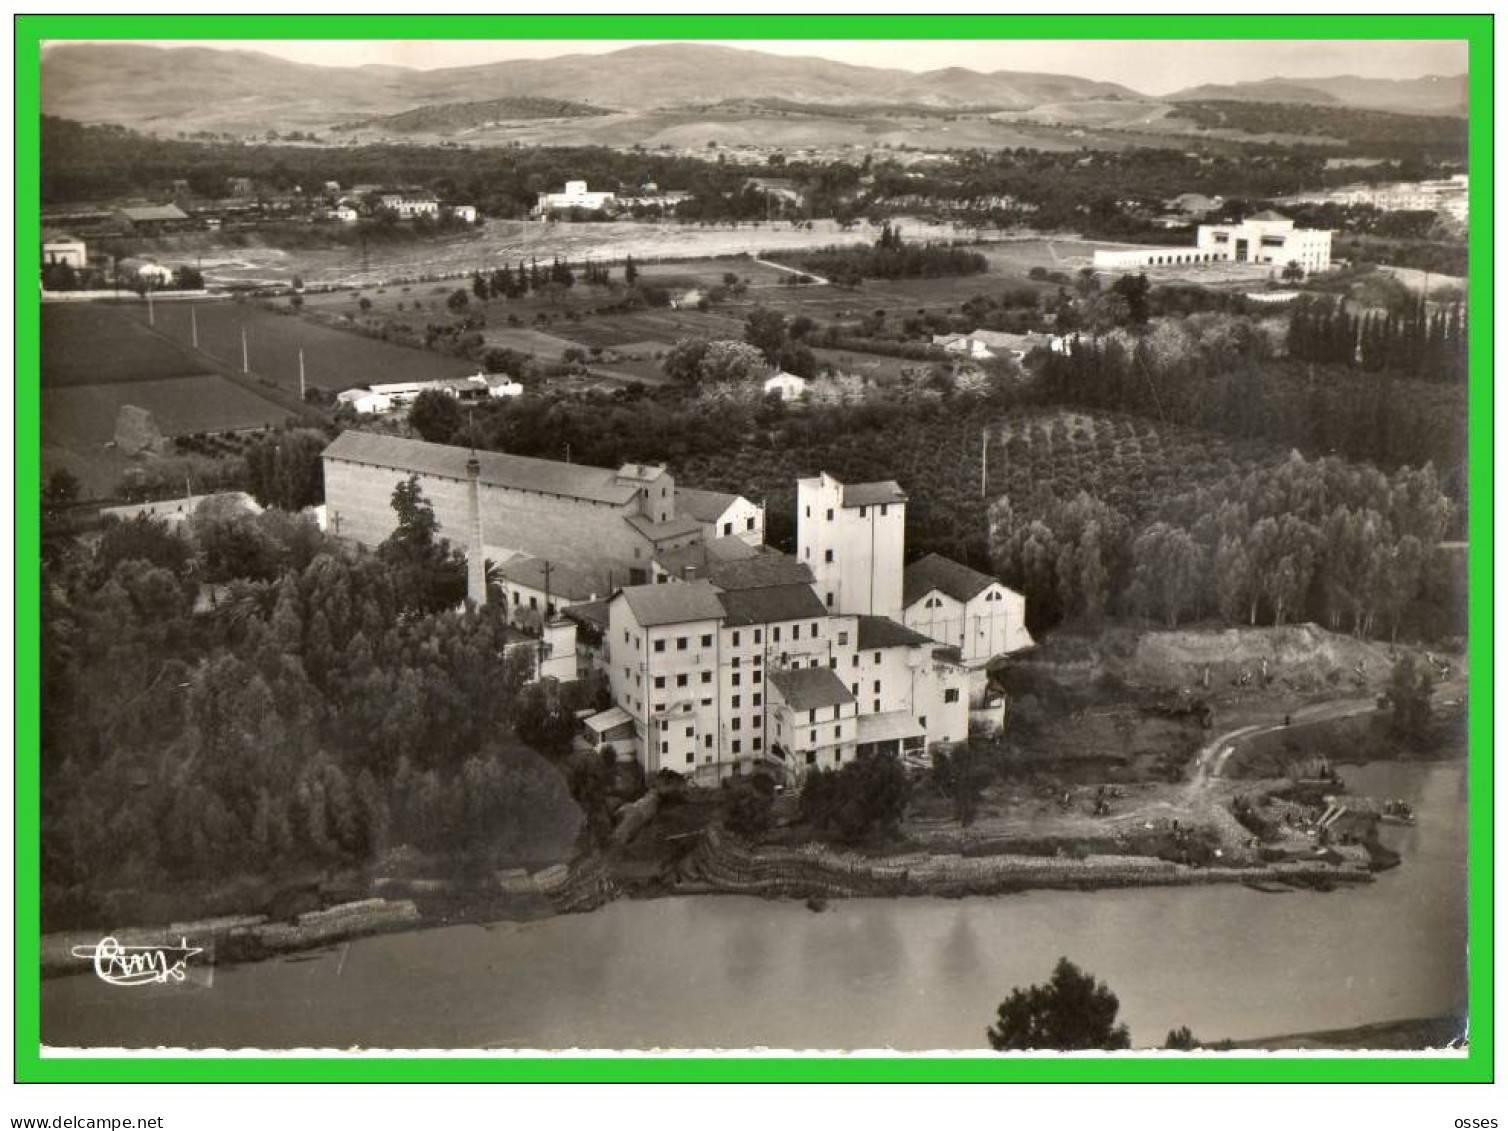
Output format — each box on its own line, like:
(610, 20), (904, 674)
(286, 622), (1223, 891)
(41, 41), (1144, 135)
(39, 42), (1467, 145)
(345, 96), (610, 134)
(1168, 74), (1467, 116)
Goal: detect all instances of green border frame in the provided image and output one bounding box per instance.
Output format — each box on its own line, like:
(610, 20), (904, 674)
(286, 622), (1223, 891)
(13, 13), (1493, 1084)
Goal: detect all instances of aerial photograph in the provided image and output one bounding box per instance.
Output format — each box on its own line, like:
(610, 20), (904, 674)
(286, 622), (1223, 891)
(35, 33), (1471, 1054)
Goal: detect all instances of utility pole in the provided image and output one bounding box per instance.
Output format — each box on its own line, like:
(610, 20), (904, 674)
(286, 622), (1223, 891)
(298, 347), (307, 403)
(241, 327), (249, 373)
(146, 286), (155, 327)
(980, 426), (988, 498)
(190, 305), (198, 349)
(539, 560), (554, 672)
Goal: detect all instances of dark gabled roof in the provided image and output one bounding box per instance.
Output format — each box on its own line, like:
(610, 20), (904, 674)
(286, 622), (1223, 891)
(562, 599), (610, 631)
(856, 615), (934, 651)
(654, 536), (758, 580)
(675, 486), (742, 522)
(322, 431), (640, 506)
(842, 480), (907, 508)
(769, 667), (856, 712)
(624, 512), (705, 542)
(706, 551), (813, 592)
(496, 557), (604, 601)
(716, 582), (827, 627)
(617, 579), (726, 628)
(903, 553), (998, 607)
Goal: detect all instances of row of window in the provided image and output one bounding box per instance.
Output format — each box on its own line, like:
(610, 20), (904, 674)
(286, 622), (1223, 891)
(803, 504), (890, 519)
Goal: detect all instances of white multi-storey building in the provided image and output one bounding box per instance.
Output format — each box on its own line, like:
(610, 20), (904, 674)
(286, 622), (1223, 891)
(797, 472), (907, 619)
(591, 472), (1019, 786)
(534, 180), (617, 217)
(902, 553), (1034, 707)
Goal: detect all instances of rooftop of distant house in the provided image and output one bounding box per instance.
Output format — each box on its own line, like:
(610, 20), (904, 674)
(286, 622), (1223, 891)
(116, 203), (189, 222)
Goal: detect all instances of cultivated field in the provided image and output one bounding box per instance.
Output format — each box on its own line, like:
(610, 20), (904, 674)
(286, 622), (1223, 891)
(677, 407), (1288, 567)
(41, 304), (209, 387)
(43, 375), (288, 448)
(141, 301), (478, 395)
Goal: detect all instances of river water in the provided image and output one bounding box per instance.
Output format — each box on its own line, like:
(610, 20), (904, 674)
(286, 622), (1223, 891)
(41, 761), (1467, 1051)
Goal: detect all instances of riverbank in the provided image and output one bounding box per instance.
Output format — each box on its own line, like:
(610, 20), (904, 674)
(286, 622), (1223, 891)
(667, 825), (1371, 901)
(41, 820), (1373, 981)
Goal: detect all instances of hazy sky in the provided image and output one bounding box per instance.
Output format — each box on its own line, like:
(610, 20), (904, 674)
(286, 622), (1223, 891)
(60, 39), (1467, 96)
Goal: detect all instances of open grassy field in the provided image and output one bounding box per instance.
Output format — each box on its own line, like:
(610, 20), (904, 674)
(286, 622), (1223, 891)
(43, 375), (288, 448)
(155, 217), (999, 289)
(41, 304), (209, 387)
(140, 301), (477, 395)
(42, 374), (290, 498)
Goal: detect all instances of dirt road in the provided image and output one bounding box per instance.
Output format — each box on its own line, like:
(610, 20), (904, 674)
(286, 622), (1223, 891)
(1184, 675), (1467, 801)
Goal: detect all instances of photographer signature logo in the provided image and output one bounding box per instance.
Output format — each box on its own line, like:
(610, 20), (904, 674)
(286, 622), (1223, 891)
(70, 936), (204, 987)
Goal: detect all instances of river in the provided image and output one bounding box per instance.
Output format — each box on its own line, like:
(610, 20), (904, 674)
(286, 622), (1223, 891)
(41, 761), (1467, 1051)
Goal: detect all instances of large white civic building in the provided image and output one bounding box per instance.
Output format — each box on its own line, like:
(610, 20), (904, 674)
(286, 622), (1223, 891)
(1093, 211), (1332, 274)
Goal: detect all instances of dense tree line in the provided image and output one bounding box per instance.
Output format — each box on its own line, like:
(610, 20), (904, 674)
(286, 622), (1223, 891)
(772, 225), (988, 286)
(1287, 296), (1466, 381)
(991, 452), (1457, 639)
(40, 484), (583, 929)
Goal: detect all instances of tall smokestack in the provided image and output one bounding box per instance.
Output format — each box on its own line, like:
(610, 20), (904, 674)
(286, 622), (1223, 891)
(466, 453), (487, 609)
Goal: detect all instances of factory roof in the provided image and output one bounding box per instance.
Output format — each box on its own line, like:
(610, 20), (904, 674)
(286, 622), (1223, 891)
(321, 431), (640, 506)
(706, 551), (813, 592)
(856, 615), (934, 651)
(624, 512), (705, 542)
(675, 486), (743, 522)
(769, 667), (856, 712)
(495, 557), (605, 602)
(716, 582), (827, 627)
(616, 579), (727, 627)
(653, 536), (758, 580)
(903, 553), (1000, 607)
(842, 480), (907, 508)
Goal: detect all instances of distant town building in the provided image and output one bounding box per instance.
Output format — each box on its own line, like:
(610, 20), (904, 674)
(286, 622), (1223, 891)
(1093, 211), (1332, 274)
(762, 371), (808, 401)
(115, 258), (175, 285)
(534, 180), (617, 217)
(934, 330), (1072, 363)
(114, 203), (191, 234)
(335, 388), (394, 415)
(378, 190), (440, 220)
(1163, 192), (1224, 218)
(329, 206), (360, 223)
(41, 232), (87, 269)
(447, 204), (479, 224)
(1279, 174), (1467, 223)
